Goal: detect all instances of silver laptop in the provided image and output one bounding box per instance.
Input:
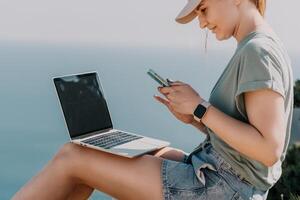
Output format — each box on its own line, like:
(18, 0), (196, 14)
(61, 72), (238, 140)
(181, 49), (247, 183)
(53, 71), (170, 158)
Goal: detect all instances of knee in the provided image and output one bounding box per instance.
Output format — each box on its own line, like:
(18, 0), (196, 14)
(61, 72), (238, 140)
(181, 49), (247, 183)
(52, 142), (82, 169)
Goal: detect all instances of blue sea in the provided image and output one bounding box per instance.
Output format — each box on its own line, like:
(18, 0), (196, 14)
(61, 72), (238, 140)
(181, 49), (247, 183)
(0, 42), (299, 199)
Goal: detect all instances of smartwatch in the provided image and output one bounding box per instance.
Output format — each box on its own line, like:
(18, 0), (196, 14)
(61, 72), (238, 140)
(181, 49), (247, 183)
(193, 100), (211, 122)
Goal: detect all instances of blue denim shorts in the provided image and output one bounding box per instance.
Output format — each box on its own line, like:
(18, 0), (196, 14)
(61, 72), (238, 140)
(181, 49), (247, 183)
(161, 140), (269, 200)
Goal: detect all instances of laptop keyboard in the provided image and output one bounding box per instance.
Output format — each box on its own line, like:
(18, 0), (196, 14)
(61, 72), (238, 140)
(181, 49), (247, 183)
(82, 131), (143, 149)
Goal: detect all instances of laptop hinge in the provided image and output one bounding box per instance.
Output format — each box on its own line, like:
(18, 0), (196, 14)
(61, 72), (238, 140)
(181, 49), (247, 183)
(72, 128), (113, 140)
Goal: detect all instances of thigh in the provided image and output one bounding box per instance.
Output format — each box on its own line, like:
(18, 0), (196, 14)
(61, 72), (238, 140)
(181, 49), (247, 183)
(150, 147), (188, 162)
(60, 143), (164, 200)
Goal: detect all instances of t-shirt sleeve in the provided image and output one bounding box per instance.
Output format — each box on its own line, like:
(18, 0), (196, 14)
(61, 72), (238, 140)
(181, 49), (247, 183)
(235, 43), (286, 120)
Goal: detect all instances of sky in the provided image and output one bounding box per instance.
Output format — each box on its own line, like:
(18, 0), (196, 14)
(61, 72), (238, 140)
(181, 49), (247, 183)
(0, 0), (300, 54)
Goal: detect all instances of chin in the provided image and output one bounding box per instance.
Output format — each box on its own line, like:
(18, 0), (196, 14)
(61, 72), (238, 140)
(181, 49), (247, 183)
(215, 33), (224, 41)
(215, 33), (231, 41)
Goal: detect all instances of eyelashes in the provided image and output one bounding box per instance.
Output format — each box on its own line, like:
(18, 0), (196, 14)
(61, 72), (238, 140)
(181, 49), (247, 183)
(195, 5), (207, 16)
(201, 7), (208, 15)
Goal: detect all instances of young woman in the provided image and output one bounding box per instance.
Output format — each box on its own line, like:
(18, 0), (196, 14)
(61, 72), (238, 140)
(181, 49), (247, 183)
(13, 0), (294, 199)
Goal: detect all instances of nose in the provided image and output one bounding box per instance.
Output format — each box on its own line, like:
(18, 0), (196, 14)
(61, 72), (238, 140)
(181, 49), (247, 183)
(197, 13), (208, 29)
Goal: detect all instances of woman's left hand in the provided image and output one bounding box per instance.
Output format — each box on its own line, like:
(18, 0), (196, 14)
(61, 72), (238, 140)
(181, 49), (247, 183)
(158, 81), (204, 115)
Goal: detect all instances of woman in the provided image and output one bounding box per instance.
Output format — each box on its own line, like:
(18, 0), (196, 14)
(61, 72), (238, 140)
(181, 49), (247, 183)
(13, 0), (294, 199)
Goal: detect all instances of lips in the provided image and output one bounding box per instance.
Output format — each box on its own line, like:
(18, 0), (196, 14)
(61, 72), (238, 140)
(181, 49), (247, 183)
(211, 26), (217, 33)
(208, 26), (217, 33)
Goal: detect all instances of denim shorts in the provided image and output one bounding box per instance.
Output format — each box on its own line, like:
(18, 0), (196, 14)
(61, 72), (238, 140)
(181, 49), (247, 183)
(161, 140), (269, 200)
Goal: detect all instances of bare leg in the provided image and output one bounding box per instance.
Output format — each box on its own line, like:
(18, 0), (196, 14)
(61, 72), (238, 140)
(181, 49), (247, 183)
(150, 146), (188, 162)
(67, 184), (94, 200)
(67, 147), (187, 200)
(13, 153), (76, 200)
(12, 143), (164, 200)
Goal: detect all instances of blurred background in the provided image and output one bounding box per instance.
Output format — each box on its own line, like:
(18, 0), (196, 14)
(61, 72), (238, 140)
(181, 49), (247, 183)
(0, 0), (299, 199)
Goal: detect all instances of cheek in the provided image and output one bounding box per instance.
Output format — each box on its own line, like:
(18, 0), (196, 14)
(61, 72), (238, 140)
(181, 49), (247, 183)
(212, 5), (238, 35)
(216, 15), (237, 38)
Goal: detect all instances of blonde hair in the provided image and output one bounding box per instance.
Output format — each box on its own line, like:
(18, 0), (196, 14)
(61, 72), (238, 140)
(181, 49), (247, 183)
(250, 0), (266, 16)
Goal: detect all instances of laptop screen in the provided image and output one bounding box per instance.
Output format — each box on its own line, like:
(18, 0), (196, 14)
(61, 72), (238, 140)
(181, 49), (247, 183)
(54, 72), (113, 138)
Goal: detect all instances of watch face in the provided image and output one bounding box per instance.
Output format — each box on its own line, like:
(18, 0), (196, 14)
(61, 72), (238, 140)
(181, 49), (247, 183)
(194, 104), (206, 119)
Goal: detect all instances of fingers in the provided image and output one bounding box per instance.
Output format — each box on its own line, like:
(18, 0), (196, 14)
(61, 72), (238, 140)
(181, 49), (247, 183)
(169, 81), (186, 86)
(158, 84), (186, 94)
(158, 87), (172, 94)
(161, 79), (187, 88)
(154, 95), (169, 106)
(154, 95), (178, 115)
(154, 95), (176, 112)
(157, 80), (189, 104)
(157, 89), (176, 102)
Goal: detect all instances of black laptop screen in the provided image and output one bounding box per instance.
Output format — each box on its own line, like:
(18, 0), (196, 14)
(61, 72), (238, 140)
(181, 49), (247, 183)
(54, 72), (113, 138)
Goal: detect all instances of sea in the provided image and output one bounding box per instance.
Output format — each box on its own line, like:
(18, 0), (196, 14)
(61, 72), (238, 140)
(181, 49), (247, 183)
(0, 41), (299, 199)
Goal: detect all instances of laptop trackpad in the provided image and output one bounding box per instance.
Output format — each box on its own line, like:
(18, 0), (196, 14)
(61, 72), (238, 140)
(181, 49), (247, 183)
(109, 139), (156, 156)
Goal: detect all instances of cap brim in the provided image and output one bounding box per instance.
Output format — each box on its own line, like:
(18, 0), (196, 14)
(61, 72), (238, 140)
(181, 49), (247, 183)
(175, 0), (202, 24)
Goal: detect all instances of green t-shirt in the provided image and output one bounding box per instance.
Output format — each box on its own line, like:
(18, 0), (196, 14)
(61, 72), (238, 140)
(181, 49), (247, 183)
(204, 29), (294, 191)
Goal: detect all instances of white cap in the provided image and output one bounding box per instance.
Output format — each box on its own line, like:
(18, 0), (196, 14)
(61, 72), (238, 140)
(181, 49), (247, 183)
(175, 0), (202, 24)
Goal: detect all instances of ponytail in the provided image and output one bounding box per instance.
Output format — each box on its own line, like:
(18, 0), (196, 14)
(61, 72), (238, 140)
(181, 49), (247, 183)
(250, 0), (266, 16)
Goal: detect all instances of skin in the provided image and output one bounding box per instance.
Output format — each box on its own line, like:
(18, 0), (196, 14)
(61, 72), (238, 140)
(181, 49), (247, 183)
(12, 0), (286, 199)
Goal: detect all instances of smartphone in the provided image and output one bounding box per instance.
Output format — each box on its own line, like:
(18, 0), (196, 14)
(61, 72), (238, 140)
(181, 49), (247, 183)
(147, 69), (170, 87)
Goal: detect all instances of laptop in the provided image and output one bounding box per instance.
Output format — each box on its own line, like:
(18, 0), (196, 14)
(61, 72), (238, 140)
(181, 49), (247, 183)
(53, 71), (170, 158)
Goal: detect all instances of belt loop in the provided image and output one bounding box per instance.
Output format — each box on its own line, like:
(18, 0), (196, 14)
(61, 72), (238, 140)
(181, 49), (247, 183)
(186, 137), (211, 163)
